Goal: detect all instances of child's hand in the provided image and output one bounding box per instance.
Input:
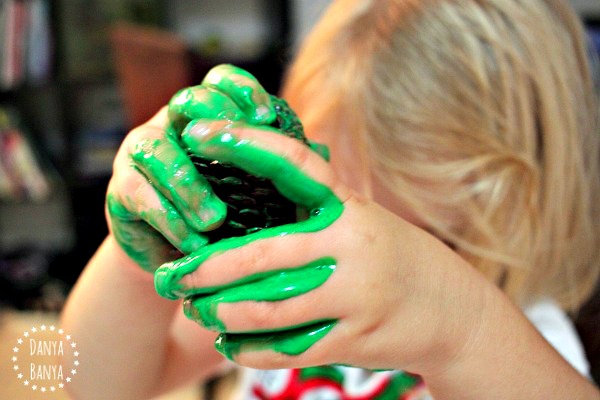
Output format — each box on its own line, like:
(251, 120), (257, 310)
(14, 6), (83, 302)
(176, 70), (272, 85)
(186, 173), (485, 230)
(105, 64), (279, 272)
(153, 119), (490, 376)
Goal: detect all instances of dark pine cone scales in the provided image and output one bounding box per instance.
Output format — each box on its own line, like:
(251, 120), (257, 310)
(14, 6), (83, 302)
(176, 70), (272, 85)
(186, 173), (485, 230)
(190, 95), (309, 243)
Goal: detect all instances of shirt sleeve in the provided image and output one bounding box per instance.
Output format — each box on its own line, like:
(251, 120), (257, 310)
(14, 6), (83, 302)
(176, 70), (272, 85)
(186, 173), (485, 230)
(524, 299), (591, 378)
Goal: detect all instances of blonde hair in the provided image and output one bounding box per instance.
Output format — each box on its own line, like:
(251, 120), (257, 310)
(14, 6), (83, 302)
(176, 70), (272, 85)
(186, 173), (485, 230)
(282, 0), (600, 311)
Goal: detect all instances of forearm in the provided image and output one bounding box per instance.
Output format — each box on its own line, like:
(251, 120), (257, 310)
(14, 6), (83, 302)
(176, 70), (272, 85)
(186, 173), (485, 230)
(422, 279), (600, 399)
(61, 235), (227, 399)
(60, 236), (182, 399)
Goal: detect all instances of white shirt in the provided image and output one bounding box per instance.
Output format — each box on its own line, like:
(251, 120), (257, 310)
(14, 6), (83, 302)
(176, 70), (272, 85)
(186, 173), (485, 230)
(524, 299), (590, 378)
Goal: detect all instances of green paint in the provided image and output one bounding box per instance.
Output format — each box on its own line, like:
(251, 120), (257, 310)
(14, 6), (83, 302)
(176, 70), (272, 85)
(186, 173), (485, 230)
(151, 126), (343, 357)
(129, 65), (346, 358)
(268, 95), (307, 143)
(107, 194), (182, 272)
(308, 140), (331, 161)
(107, 193), (154, 271)
(202, 64), (276, 125)
(112, 63), (341, 275)
(136, 193), (209, 255)
(373, 373), (422, 399)
(183, 257), (336, 331)
(154, 124), (343, 300)
(214, 320), (337, 360)
(168, 85), (247, 135)
(168, 64), (280, 138)
(130, 135), (227, 232)
(299, 366), (344, 383)
(183, 125), (340, 210)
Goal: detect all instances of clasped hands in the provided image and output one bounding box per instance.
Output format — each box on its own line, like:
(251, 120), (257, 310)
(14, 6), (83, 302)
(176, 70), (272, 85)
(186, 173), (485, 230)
(105, 64), (485, 375)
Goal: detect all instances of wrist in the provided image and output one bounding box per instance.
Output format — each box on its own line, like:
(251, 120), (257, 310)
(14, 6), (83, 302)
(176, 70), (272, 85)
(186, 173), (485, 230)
(423, 275), (500, 380)
(416, 268), (566, 399)
(405, 242), (496, 378)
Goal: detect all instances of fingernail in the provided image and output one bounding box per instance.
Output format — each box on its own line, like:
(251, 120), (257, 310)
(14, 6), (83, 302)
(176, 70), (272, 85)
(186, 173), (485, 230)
(169, 87), (193, 109)
(214, 334), (234, 360)
(252, 104), (276, 125)
(182, 119), (233, 150)
(198, 196), (227, 231)
(154, 264), (182, 300)
(185, 296), (225, 331)
(183, 119), (217, 140)
(180, 233), (208, 255)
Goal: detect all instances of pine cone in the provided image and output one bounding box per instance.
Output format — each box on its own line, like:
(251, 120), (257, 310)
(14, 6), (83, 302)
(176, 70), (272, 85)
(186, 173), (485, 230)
(190, 95), (308, 243)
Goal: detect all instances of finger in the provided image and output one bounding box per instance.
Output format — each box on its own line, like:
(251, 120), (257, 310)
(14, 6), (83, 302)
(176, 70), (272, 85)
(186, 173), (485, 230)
(145, 105), (170, 129)
(128, 126), (227, 232)
(182, 257), (336, 331)
(155, 220), (341, 300)
(168, 85), (247, 135)
(107, 167), (209, 255)
(181, 120), (350, 209)
(202, 64), (276, 125)
(155, 122), (350, 300)
(214, 320), (337, 362)
(106, 214), (178, 272)
(106, 194), (201, 272)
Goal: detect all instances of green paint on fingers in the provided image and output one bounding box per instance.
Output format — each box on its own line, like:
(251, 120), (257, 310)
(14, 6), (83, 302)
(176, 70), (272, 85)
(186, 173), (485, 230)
(107, 194), (175, 272)
(154, 131), (344, 300)
(202, 64), (276, 125)
(130, 136), (227, 232)
(182, 126), (337, 210)
(168, 85), (247, 135)
(183, 257), (336, 331)
(154, 192), (342, 300)
(214, 320), (337, 360)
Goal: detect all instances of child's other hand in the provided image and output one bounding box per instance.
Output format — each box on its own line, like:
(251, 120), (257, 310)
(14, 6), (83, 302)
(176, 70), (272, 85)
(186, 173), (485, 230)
(153, 120), (491, 376)
(106, 64), (278, 272)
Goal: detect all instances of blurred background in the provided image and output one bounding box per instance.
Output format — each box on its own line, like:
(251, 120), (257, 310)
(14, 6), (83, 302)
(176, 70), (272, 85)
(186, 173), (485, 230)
(0, 0), (599, 398)
(0, 0), (332, 311)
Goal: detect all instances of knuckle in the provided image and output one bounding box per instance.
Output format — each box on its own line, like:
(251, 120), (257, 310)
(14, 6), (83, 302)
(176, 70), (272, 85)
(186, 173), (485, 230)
(245, 301), (278, 330)
(234, 241), (270, 277)
(124, 126), (146, 149)
(181, 272), (202, 298)
(284, 141), (311, 170)
(110, 167), (150, 214)
(261, 352), (295, 370)
(125, 125), (164, 158)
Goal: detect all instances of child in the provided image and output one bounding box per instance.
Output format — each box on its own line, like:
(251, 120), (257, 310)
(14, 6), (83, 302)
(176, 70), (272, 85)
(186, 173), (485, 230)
(61, 0), (600, 398)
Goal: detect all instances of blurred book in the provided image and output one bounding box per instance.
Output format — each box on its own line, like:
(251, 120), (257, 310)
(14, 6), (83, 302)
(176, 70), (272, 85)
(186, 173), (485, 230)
(70, 82), (127, 177)
(1, 0), (53, 90)
(0, 106), (52, 202)
(26, 0), (53, 85)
